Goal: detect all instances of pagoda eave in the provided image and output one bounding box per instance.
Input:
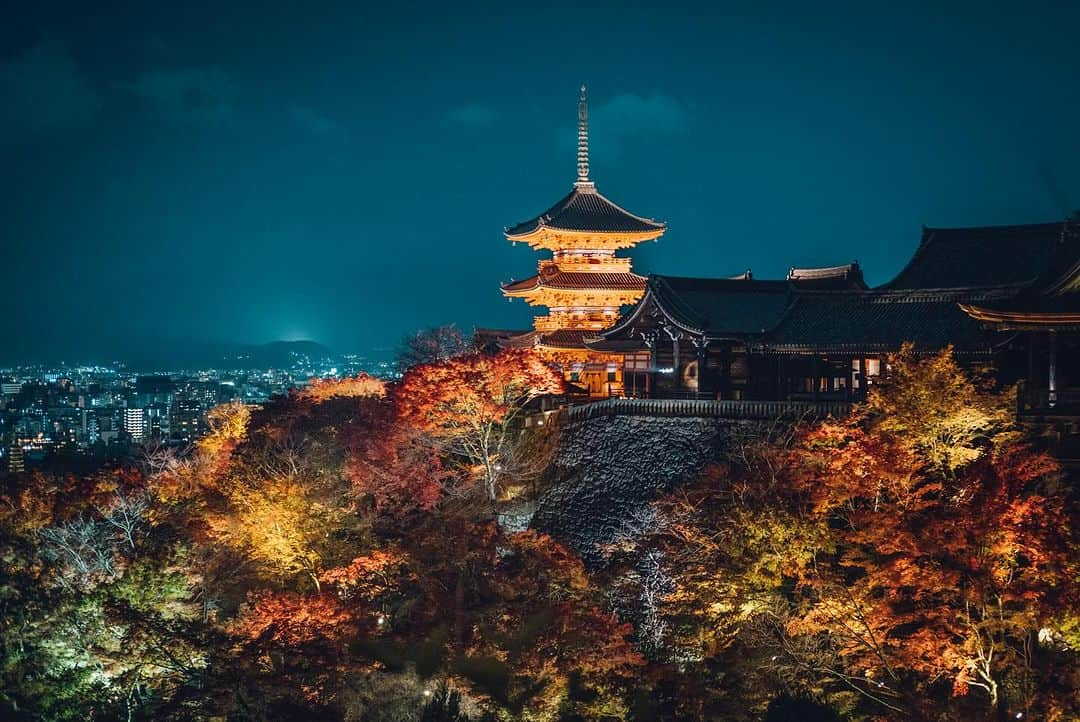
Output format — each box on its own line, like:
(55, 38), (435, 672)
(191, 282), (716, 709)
(502, 288), (646, 307)
(505, 226), (665, 251)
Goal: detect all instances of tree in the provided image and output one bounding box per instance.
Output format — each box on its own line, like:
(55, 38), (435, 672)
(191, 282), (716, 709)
(196, 401), (251, 478)
(297, 374), (386, 403)
(779, 349), (1076, 718)
(397, 325), (471, 373)
(867, 343), (1014, 475)
(346, 398), (451, 516)
(631, 348), (1077, 720)
(394, 350), (563, 500)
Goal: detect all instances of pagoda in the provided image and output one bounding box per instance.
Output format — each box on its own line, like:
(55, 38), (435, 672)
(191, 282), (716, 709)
(499, 86), (667, 396)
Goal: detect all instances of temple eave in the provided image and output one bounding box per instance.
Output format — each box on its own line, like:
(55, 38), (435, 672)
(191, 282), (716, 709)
(959, 303), (1080, 328)
(504, 224), (666, 252)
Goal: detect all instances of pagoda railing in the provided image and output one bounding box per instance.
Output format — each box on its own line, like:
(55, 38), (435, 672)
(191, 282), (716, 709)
(562, 397), (852, 422)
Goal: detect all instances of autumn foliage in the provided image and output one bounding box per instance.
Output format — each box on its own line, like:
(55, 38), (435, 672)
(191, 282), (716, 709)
(631, 347), (1078, 720)
(1, 346), (1075, 722)
(395, 349), (564, 500)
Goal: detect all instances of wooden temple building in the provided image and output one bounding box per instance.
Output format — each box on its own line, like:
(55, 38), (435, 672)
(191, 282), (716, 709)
(585, 220), (1080, 423)
(478, 89), (1079, 434)
(481, 86), (666, 395)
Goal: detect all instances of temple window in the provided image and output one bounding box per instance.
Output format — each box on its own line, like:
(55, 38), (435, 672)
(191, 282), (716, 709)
(851, 357), (882, 388)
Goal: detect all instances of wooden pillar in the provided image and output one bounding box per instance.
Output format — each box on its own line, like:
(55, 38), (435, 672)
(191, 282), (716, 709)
(695, 343), (709, 397)
(776, 354), (783, 400)
(1027, 332), (1036, 385)
(857, 356), (866, 400)
(1048, 330), (1058, 407)
(645, 331), (658, 399)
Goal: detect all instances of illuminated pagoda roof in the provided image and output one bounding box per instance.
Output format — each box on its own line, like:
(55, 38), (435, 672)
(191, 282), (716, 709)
(504, 184), (667, 239)
(504, 86), (665, 249)
(502, 268), (646, 295)
(536, 328), (600, 350)
(496, 86), (665, 363)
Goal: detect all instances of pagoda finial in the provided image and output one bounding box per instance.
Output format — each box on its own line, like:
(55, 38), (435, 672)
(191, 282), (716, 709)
(576, 84), (592, 187)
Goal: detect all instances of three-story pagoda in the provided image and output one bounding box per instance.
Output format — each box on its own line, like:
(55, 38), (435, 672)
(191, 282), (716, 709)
(500, 86), (666, 396)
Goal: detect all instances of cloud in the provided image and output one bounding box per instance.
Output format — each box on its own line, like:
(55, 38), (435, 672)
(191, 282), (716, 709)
(447, 103), (501, 128)
(0, 41), (102, 146)
(289, 106), (343, 135)
(127, 68), (236, 126)
(597, 93), (689, 135)
(560, 92), (689, 163)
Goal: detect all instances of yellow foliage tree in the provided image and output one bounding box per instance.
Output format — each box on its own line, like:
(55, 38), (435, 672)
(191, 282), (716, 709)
(868, 344), (1015, 474)
(197, 401), (252, 464)
(217, 477), (344, 591)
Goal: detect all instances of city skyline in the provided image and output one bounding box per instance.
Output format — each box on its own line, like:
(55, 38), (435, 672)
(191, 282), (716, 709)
(5, 2), (1080, 362)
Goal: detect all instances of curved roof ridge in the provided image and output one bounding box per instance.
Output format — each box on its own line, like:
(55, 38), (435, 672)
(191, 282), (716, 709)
(584, 184), (666, 228)
(502, 270), (646, 292)
(920, 220), (1065, 234)
(788, 262), (860, 280)
(880, 219), (1069, 291)
(505, 184), (666, 237)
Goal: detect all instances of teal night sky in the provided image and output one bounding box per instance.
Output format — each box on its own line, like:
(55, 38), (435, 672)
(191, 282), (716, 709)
(3, 1), (1080, 361)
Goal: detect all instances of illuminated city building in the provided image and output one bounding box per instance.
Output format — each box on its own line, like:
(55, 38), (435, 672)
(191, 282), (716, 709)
(6, 442), (24, 473)
(170, 398), (204, 442)
(494, 86), (666, 396)
(123, 406), (146, 442)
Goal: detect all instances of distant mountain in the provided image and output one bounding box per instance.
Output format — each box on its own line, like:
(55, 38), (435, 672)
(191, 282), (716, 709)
(124, 340), (335, 371)
(226, 340), (334, 368)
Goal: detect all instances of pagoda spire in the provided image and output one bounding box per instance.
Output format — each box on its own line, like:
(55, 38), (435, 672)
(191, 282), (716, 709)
(576, 84), (592, 187)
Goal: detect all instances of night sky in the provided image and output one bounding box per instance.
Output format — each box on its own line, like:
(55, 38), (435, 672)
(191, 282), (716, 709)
(4, 1), (1080, 363)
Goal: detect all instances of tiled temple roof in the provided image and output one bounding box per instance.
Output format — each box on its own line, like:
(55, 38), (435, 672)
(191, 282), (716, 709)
(502, 270), (646, 293)
(505, 185), (666, 237)
(643, 275), (794, 335)
(538, 329), (596, 349)
(766, 290), (1002, 353)
(958, 230), (1080, 327)
(882, 221), (1071, 290)
(788, 262), (867, 290)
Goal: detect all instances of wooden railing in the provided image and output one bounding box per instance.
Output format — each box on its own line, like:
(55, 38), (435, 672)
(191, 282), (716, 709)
(1017, 384), (1080, 418)
(563, 397), (853, 422)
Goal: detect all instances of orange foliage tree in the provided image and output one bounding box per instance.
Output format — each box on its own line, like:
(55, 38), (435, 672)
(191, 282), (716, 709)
(345, 398), (450, 516)
(781, 348), (1075, 718)
(640, 347), (1077, 720)
(297, 373), (386, 403)
(394, 349), (564, 500)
